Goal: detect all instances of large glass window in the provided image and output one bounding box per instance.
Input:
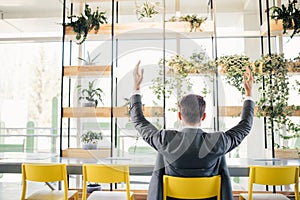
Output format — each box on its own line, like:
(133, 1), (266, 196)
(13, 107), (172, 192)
(0, 42), (61, 153)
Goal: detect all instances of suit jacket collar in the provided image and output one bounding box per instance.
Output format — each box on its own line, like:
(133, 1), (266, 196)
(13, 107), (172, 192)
(181, 127), (204, 134)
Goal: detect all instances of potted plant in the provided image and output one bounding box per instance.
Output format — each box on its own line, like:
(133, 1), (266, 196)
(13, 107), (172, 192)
(135, 1), (160, 22)
(78, 51), (101, 65)
(81, 130), (103, 149)
(168, 14), (207, 32)
(77, 80), (104, 107)
(269, 0), (300, 38)
(66, 4), (108, 44)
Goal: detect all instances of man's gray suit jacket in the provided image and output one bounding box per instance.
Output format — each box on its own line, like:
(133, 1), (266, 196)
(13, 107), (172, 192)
(130, 94), (255, 200)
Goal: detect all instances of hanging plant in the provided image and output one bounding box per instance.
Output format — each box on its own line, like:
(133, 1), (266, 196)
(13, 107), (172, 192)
(216, 54), (256, 95)
(66, 4), (108, 44)
(150, 56), (193, 113)
(269, 0), (300, 38)
(216, 53), (299, 149)
(150, 49), (214, 113)
(290, 52), (300, 72)
(190, 51), (216, 74)
(168, 15), (207, 32)
(255, 53), (300, 149)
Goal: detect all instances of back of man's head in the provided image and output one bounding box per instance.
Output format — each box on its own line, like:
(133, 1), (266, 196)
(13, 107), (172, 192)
(178, 94), (206, 125)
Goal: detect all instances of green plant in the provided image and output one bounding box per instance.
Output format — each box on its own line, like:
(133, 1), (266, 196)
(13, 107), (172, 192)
(66, 4), (108, 44)
(190, 51), (216, 74)
(255, 54), (300, 149)
(269, 0), (300, 38)
(81, 130), (102, 144)
(216, 54), (254, 95)
(168, 14), (207, 32)
(77, 80), (104, 107)
(291, 53), (300, 72)
(294, 52), (300, 61)
(78, 51), (101, 65)
(150, 56), (193, 112)
(135, 1), (160, 21)
(150, 49), (214, 112)
(216, 53), (300, 150)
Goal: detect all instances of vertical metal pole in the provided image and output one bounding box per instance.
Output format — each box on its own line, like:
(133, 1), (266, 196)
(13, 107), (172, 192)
(163, 0), (166, 129)
(259, 0), (268, 150)
(266, 0), (275, 159)
(114, 1), (119, 155)
(59, 0), (67, 157)
(211, 0), (219, 131)
(110, 0), (115, 156)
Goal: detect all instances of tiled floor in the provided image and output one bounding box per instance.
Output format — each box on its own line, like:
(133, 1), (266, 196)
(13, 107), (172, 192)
(0, 174), (60, 200)
(0, 182), (22, 200)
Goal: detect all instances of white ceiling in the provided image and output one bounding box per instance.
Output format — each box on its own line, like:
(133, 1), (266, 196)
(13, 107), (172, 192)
(0, 0), (259, 39)
(0, 0), (62, 18)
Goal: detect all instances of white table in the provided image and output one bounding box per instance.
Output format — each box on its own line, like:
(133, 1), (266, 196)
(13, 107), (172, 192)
(1, 152), (300, 177)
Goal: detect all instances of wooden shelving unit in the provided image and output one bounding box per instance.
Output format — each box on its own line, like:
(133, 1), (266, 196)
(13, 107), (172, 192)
(63, 106), (163, 118)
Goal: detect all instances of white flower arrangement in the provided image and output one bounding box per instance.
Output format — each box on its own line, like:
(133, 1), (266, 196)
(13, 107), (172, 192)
(135, 1), (160, 21)
(81, 130), (103, 144)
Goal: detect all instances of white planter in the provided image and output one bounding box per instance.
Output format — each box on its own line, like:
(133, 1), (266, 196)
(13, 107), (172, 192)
(139, 17), (155, 22)
(82, 143), (97, 150)
(82, 102), (96, 107)
(87, 184), (102, 193)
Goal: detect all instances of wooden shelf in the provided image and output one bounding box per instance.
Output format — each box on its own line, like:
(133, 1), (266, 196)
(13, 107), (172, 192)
(219, 106), (300, 117)
(64, 65), (111, 77)
(260, 19), (283, 36)
(218, 61), (300, 75)
(62, 148), (111, 158)
(287, 61), (300, 73)
(63, 106), (300, 118)
(63, 106), (163, 118)
(266, 149), (299, 159)
(70, 0), (131, 2)
(260, 19), (299, 37)
(65, 21), (214, 40)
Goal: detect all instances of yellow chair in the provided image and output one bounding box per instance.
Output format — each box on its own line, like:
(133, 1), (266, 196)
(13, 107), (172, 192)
(163, 175), (221, 200)
(239, 166), (299, 200)
(82, 164), (134, 200)
(21, 163), (79, 200)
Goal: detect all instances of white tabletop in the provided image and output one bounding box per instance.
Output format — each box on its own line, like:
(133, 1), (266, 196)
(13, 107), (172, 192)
(1, 152), (300, 176)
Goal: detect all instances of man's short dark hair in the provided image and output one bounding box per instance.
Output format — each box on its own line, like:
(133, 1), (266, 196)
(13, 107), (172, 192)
(178, 94), (206, 124)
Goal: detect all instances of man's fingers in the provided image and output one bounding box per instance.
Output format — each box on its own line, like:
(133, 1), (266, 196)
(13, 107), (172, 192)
(244, 73), (247, 84)
(244, 66), (253, 81)
(135, 60), (141, 69)
(134, 60), (141, 75)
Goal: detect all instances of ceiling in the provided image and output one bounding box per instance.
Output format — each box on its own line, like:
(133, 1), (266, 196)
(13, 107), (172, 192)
(0, 0), (259, 39)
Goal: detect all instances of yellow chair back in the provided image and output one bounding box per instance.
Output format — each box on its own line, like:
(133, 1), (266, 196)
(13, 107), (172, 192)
(247, 165), (299, 200)
(21, 163), (78, 200)
(163, 175), (221, 200)
(82, 164), (131, 200)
